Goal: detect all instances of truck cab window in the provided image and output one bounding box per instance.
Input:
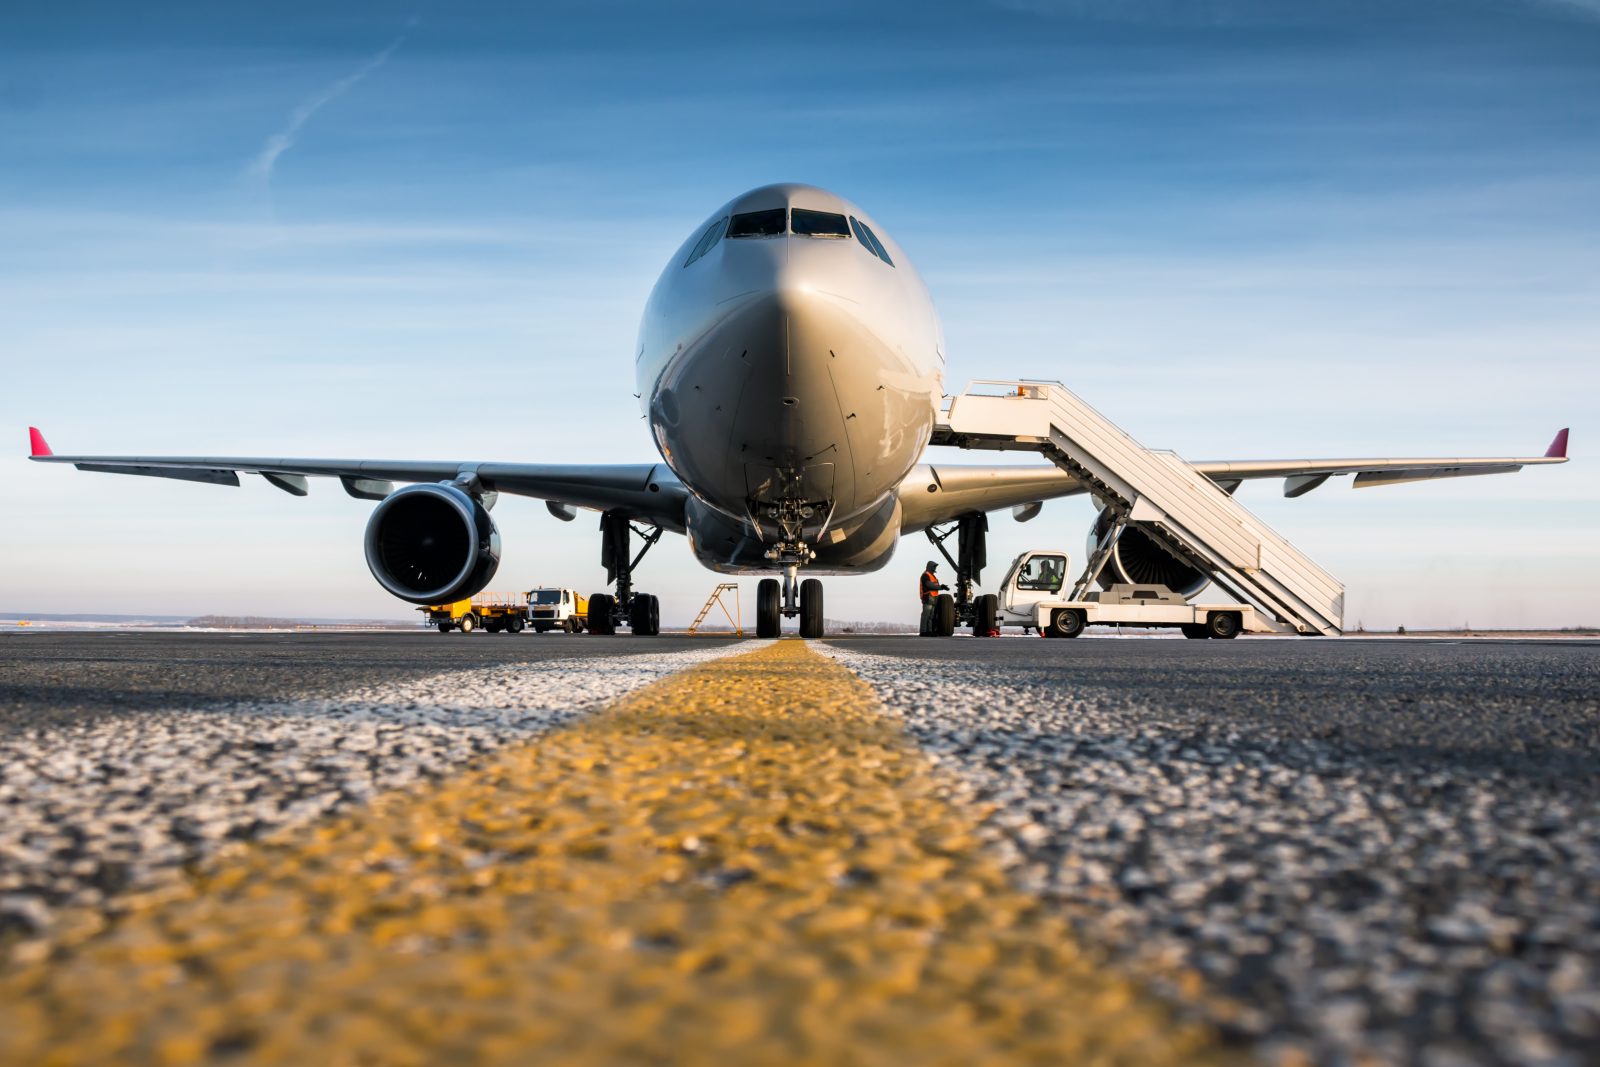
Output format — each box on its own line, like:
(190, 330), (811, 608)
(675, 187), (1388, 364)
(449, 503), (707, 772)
(726, 208), (787, 238)
(1017, 555), (1066, 591)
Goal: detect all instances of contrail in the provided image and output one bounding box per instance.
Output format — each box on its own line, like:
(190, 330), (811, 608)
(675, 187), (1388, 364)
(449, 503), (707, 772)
(246, 21), (416, 184)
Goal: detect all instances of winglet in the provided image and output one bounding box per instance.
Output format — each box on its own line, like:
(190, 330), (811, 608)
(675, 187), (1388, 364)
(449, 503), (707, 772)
(28, 427), (52, 458)
(1545, 427), (1569, 459)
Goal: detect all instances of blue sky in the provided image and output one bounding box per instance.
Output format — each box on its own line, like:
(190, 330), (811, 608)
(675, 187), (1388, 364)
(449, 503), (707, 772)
(3, 0), (1596, 627)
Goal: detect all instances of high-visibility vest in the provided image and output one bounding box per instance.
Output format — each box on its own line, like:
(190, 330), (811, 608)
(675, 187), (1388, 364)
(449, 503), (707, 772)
(920, 571), (938, 600)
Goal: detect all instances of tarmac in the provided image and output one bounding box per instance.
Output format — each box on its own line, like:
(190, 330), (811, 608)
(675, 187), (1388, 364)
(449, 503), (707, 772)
(1, 630), (1596, 1065)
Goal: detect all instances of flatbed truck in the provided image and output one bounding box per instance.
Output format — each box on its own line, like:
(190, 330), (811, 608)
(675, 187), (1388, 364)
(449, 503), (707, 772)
(420, 588), (588, 634)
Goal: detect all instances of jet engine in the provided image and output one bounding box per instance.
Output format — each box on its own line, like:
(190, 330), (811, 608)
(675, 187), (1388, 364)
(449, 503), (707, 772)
(1089, 507), (1208, 598)
(363, 482), (500, 604)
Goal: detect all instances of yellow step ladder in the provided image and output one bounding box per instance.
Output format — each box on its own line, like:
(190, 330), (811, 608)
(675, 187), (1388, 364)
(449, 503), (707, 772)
(687, 583), (742, 636)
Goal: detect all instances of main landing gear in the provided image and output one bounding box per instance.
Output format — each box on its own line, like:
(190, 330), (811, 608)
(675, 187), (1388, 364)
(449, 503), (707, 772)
(587, 510), (662, 636)
(756, 568), (824, 639)
(924, 512), (1000, 637)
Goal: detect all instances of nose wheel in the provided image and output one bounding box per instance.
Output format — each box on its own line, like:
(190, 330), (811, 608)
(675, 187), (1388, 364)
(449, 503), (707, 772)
(799, 578), (824, 639)
(757, 579), (781, 638)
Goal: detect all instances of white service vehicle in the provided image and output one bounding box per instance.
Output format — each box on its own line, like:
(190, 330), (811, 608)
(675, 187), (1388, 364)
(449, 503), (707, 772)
(526, 588), (589, 633)
(995, 549), (1260, 640)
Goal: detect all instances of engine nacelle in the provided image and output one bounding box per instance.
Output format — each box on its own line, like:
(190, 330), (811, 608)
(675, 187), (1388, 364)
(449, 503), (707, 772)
(1089, 507), (1209, 599)
(364, 482), (500, 604)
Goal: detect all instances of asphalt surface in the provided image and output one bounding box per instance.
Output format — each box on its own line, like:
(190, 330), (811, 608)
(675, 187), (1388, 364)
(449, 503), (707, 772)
(2, 631), (1597, 1066)
(824, 636), (1600, 1066)
(0, 632), (744, 946)
(0, 631), (701, 730)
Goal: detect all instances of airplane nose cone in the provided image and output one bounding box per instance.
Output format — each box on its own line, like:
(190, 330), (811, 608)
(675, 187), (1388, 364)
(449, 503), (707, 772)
(646, 242), (936, 531)
(651, 279), (854, 522)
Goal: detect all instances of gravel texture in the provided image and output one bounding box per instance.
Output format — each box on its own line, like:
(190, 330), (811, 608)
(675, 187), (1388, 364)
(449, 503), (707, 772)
(824, 637), (1600, 1067)
(0, 634), (745, 946)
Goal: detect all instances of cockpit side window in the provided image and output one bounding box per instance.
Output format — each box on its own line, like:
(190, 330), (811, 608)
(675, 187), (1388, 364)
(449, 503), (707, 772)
(791, 208), (849, 238)
(683, 216), (729, 267)
(726, 208), (788, 238)
(848, 216), (895, 267)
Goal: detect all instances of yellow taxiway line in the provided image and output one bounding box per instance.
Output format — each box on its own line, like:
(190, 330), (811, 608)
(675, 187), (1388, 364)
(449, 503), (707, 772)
(1, 640), (1227, 1066)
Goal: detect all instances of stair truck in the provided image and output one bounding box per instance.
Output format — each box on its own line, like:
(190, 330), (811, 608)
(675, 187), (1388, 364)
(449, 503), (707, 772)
(990, 549), (1265, 639)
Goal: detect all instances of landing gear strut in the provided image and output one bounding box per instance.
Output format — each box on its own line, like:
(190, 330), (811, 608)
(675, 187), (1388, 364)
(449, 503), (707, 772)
(925, 512), (998, 637)
(588, 510), (662, 636)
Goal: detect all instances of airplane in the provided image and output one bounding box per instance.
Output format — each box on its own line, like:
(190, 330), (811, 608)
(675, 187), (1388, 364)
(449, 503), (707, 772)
(27, 183), (1570, 639)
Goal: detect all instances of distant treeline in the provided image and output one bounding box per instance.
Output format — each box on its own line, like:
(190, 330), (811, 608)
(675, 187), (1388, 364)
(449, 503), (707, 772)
(185, 615), (415, 630)
(826, 619), (918, 634)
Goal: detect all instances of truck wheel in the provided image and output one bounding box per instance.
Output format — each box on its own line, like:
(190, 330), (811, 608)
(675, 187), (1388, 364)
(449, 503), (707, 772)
(506, 616), (525, 634)
(757, 579), (781, 639)
(588, 594), (615, 635)
(934, 593), (956, 637)
(458, 614), (476, 634)
(799, 578), (824, 639)
(630, 594), (660, 636)
(437, 622), (452, 633)
(972, 594), (998, 637)
(1206, 611), (1242, 640)
(1048, 608), (1085, 639)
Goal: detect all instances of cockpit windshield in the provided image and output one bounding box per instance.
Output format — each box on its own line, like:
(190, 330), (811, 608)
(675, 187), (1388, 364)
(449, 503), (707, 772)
(726, 209), (787, 238)
(791, 209), (849, 238)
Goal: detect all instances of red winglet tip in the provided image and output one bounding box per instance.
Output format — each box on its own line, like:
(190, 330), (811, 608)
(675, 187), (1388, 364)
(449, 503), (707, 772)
(1545, 427), (1569, 459)
(28, 427), (52, 457)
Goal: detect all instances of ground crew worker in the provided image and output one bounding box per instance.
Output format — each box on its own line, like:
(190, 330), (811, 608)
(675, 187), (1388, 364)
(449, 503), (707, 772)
(919, 560), (947, 635)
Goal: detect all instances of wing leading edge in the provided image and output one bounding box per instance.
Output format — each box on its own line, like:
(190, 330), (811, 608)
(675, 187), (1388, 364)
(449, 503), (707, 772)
(25, 428), (689, 532)
(901, 428), (1569, 529)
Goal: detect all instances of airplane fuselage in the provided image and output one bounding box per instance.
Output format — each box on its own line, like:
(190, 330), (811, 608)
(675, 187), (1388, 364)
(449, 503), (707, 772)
(636, 184), (944, 574)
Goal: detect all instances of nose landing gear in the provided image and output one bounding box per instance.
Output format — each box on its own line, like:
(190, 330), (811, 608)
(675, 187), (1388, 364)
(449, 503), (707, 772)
(756, 565), (826, 639)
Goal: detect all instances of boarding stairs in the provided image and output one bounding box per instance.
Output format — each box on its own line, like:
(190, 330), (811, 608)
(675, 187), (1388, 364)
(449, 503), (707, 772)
(934, 381), (1344, 636)
(688, 583), (744, 636)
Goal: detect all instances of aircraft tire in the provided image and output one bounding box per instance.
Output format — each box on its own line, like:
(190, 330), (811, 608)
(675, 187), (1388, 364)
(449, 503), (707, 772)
(588, 594), (616, 635)
(973, 594), (998, 636)
(1180, 624), (1210, 640)
(799, 578), (824, 639)
(1206, 611), (1242, 640)
(934, 594), (956, 637)
(630, 593), (660, 636)
(1048, 608), (1084, 639)
(458, 614), (476, 634)
(757, 579), (781, 639)
(437, 622), (452, 633)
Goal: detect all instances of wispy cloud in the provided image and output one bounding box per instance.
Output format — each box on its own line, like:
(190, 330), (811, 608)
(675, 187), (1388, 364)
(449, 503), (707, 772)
(245, 19), (417, 186)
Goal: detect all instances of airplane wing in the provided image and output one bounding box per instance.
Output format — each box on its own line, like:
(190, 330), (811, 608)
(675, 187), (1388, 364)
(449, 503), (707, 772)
(25, 428), (689, 532)
(1191, 427), (1568, 496)
(902, 428), (1569, 531)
